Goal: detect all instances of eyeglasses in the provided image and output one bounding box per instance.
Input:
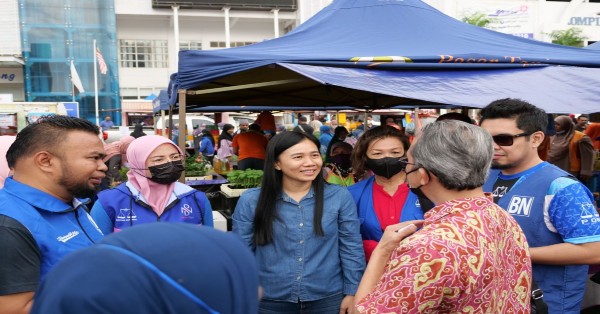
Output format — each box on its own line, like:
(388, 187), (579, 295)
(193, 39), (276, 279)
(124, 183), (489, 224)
(492, 132), (532, 146)
(148, 153), (184, 166)
(398, 159), (417, 172)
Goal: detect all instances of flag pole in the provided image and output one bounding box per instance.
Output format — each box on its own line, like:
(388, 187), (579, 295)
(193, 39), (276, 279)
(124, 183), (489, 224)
(70, 72), (75, 102)
(93, 39), (100, 126)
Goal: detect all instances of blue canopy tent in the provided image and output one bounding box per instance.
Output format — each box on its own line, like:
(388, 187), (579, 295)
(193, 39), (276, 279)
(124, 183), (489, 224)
(153, 90), (170, 114)
(586, 42), (600, 50)
(171, 0), (600, 113)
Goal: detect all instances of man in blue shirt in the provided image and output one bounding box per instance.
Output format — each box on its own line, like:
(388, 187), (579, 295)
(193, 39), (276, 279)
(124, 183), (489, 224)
(0, 115), (107, 314)
(99, 115), (114, 131)
(479, 98), (600, 314)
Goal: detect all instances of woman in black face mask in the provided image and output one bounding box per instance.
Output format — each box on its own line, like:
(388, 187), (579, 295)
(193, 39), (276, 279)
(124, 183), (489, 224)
(348, 126), (425, 262)
(323, 141), (356, 187)
(90, 135), (214, 234)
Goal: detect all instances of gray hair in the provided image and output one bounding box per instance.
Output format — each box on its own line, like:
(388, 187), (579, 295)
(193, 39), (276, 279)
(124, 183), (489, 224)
(412, 120), (493, 190)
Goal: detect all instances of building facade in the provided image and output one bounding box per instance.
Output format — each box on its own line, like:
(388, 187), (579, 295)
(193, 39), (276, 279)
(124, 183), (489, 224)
(12, 0), (120, 124)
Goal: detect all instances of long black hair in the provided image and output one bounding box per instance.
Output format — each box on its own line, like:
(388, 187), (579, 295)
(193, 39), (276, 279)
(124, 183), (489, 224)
(253, 131), (325, 246)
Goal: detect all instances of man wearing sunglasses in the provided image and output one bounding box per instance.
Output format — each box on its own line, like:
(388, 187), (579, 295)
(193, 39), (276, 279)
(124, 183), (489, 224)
(480, 98), (600, 314)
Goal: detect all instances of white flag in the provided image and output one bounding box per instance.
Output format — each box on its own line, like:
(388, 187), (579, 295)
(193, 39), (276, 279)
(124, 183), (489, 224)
(70, 61), (85, 93)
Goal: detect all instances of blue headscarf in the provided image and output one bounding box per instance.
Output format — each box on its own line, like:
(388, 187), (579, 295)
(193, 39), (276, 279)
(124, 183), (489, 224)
(32, 223), (259, 314)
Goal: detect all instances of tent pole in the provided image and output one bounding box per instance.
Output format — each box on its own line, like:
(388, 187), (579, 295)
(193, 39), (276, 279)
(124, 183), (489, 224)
(167, 105), (174, 141)
(160, 110), (166, 137)
(178, 89), (187, 182)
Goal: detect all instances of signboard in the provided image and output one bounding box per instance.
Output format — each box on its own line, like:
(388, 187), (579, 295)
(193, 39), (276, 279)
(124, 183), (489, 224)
(0, 113), (16, 127)
(61, 102), (80, 118)
(0, 68), (23, 84)
(457, 1), (536, 39)
(0, 113), (17, 135)
(0, 94), (13, 102)
(152, 0), (296, 10)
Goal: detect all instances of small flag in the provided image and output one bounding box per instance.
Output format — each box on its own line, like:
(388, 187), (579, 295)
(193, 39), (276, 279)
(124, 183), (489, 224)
(70, 61), (85, 93)
(96, 48), (107, 75)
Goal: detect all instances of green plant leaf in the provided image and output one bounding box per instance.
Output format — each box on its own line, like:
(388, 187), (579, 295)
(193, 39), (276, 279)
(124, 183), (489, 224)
(548, 27), (587, 47)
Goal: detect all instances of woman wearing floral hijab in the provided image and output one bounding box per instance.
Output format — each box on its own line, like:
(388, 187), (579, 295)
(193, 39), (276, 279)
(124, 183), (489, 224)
(91, 135), (213, 233)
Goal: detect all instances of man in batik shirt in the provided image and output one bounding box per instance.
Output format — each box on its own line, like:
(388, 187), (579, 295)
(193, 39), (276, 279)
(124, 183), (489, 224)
(354, 120), (531, 313)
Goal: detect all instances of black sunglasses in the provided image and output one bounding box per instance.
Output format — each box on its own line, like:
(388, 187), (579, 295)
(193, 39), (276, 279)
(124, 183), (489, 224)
(492, 132), (532, 146)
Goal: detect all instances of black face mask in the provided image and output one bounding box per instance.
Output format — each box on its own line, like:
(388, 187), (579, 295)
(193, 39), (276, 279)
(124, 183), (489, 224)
(409, 184), (436, 213)
(332, 154), (352, 170)
(365, 157), (405, 179)
(148, 160), (184, 185)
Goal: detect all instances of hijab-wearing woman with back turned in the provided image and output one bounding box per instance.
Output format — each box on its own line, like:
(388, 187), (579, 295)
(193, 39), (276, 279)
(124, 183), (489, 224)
(548, 115), (595, 182)
(91, 135), (213, 234)
(31, 223), (260, 314)
(217, 124), (235, 161)
(232, 131), (365, 313)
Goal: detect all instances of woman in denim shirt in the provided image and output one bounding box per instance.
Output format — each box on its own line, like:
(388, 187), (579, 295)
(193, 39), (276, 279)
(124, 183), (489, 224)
(233, 131), (365, 313)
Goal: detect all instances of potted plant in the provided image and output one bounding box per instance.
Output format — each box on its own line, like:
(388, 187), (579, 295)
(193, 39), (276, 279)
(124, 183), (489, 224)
(185, 156), (212, 180)
(220, 169), (263, 197)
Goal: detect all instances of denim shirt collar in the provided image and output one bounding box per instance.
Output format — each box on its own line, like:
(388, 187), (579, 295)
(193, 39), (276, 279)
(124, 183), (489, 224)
(278, 186), (316, 204)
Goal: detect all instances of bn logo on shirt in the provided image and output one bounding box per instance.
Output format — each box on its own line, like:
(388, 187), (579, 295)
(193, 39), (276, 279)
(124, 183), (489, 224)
(507, 195), (534, 217)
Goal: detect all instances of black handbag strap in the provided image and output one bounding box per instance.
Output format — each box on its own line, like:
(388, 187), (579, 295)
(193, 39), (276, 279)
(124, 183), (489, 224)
(531, 276), (548, 314)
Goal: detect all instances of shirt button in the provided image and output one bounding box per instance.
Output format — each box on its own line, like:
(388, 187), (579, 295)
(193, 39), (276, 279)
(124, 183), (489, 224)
(298, 258), (302, 262)
(299, 223), (303, 227)
(299, 240), (304, 244)
(298, 205), (302, 208)
(297, 276), (301, 280)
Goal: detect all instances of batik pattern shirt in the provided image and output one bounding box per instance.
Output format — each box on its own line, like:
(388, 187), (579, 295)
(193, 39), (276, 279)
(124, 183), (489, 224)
(356, 196), (532, 314)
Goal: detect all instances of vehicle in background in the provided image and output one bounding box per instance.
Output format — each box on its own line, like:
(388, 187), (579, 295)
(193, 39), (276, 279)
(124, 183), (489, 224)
(154, 115), (216, 148)
(154, 113), (256, 140)
(104, 125), (155, 143)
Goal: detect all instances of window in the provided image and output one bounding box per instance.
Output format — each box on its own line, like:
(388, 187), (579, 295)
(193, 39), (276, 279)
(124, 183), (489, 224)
(209, 41), (256, 48)
(120, 87), (164, 100)
(180, 41), (202, 51)
(119, 40), (168, 68)
(120, 88), (139, 100)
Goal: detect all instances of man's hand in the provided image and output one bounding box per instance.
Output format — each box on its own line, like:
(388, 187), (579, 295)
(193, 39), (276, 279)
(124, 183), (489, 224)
(375, 221), (424, 256)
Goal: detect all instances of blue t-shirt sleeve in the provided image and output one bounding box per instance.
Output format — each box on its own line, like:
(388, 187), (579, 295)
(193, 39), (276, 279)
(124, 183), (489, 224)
(547, 177), (600, 244)
(90, 202), (114, 235)
(201, 194), (214, 227)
